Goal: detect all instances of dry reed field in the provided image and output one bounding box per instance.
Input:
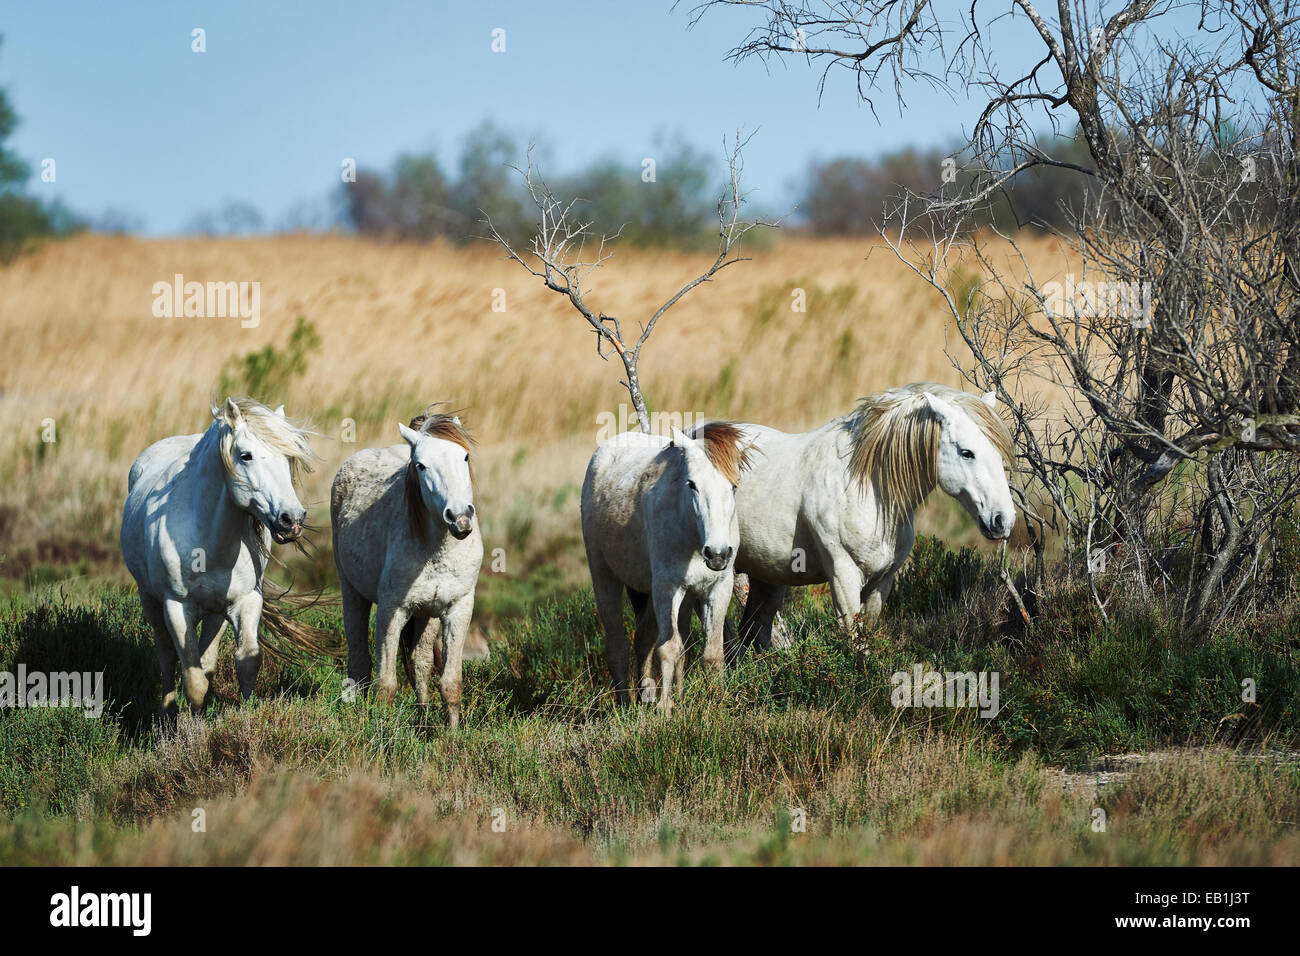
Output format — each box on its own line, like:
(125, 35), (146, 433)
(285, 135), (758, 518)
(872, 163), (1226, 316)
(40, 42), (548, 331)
(0, 231), (1068, 599)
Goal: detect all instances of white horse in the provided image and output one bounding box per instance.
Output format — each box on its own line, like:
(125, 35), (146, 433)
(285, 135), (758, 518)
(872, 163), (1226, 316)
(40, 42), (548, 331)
(331, 411), (482, 727)
(120, 397), (318, 716)
(719, 383), (1016, 649)
(581, 423), (749, 713)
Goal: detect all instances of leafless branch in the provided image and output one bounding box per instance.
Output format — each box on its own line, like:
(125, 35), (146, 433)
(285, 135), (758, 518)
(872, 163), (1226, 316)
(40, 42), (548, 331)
(483, 135), (780, 433)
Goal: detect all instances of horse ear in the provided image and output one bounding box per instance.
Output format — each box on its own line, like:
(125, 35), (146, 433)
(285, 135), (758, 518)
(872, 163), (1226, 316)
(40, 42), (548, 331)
(982, 390), (997, 410)
(920, 392), (957, 427)
(222, 397), (243, 429)
(452, 415), (462, 426)
(669, 426), (691, 448)
(398, 422), (420, 447)
(274, 404), (286, 418)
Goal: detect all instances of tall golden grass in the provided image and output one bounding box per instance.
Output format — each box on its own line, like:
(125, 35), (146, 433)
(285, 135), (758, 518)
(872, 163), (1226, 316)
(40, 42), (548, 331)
(0, 232), (1073, 588)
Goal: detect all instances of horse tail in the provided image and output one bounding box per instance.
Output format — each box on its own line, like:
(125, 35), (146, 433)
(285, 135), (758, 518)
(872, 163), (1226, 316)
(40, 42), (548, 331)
(258, 586), (347, 668)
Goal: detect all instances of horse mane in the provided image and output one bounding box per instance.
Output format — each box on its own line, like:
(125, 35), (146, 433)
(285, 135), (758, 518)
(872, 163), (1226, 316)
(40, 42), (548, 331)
(846, 383), (1014, 517)
(686, 420), (752, 486)
(403, 406), (474, 544)
(212, 396), (319, 487)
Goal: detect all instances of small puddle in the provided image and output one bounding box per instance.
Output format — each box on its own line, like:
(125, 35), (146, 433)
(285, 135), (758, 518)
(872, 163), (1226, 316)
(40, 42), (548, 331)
(1046, 748), (1300, 793)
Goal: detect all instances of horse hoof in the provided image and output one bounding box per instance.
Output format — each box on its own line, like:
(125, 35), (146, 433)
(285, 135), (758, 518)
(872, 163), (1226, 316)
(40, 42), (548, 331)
(638, 680), (657, 704)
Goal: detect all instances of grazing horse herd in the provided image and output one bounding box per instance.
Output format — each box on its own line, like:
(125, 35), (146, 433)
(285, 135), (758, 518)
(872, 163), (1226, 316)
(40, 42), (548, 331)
(119, 384), (1016, 726)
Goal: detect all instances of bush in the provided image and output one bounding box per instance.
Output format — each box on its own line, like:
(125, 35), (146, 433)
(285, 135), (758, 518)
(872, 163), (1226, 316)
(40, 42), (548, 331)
(218, 315), (321, 400)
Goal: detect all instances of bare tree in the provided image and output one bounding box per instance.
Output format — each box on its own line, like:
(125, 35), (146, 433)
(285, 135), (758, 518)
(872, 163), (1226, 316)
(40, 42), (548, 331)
(482, 134), (778, 434)
(693, 0), (1300, 630)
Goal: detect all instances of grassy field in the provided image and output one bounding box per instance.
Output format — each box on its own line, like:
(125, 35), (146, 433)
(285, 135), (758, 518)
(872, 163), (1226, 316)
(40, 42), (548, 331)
(2, 233), (1298, 865)
(2, 542), (1299, 865)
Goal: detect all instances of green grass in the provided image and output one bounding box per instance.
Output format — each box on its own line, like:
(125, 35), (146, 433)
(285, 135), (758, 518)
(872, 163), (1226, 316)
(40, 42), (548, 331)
(1, 537), (1298, 864)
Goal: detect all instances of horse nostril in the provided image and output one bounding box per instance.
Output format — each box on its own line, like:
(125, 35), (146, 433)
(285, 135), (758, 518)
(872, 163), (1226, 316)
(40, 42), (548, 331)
(992, 513), (1005, 531)
(444, 508), (455, 523)
(278, 513), (293, 528)
(465, 504), (475, 519)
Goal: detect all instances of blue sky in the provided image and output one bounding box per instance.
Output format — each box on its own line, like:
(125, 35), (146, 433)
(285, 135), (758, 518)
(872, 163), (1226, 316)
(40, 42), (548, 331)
(0, 1), (1106, 234)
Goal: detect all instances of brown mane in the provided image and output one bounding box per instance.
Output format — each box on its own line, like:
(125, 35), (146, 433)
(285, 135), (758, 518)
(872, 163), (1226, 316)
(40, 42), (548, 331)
(687, 420), (752, 486)
(403, 407), (474, 543)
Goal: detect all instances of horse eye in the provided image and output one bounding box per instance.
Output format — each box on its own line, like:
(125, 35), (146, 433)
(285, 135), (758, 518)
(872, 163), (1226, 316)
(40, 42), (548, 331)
(239, 452), (253, 462)
(687, 480), (697, 491)
(960, 449), (975, 460)
(416, 462), (426, 471)
(464, 454), (469, 462)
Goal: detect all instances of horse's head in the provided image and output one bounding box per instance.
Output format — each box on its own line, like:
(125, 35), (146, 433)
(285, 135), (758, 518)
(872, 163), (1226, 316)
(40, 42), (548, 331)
(670, 426), (737, 572)
(216, 398), (312, 543)
(399, 419), (474, 539)
(922, 390), (1015, 541)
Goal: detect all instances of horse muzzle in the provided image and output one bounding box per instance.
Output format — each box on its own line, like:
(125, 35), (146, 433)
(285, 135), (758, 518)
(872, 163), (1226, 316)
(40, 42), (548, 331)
(271, 523), (304, 544)
(977, 511), (1013, 541)
(702, 545), (733, 573)
(448, 517), (473, 539)
(269, 508), (307, 543)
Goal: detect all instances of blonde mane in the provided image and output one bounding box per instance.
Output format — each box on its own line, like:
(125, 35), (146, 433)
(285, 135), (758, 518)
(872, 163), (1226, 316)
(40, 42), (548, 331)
(687, 421), (752, 486)
(847, 383), (1014, 517)
(213, 396), (319, 487)
(403, 407), (474, 543)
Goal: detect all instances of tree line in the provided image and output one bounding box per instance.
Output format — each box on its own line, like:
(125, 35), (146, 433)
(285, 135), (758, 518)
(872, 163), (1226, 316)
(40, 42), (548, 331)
(341, 122), (1099, 245)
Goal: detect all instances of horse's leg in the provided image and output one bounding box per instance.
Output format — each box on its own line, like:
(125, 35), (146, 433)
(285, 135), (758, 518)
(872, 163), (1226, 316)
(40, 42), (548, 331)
(631, 595), (658, 704)
(591, 562), (630, 704)
(859, 573), (895, 627)
(827, 556), (866, 633)
(651, 582), (685, 716)
(162, 597), (206, 714)
(721, 573), (747, 663)
(339, 577), (372, 690)
(722, 616), (742, 663)
(737, 578), (767, 649)
(673, 597), (697, 701)
(372, 602), (409, 706)
(409, 616), (442, 707)
(738, 579), (787, 652)
(700, 578), (732, 677)
(675, 600), (695, 647)
(228, 590), (264, 701)
(198, 613), (226, 698)
(399, 616), (424, 694)
(438, 595), (474, 730)
(141, 594), (178, 721)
